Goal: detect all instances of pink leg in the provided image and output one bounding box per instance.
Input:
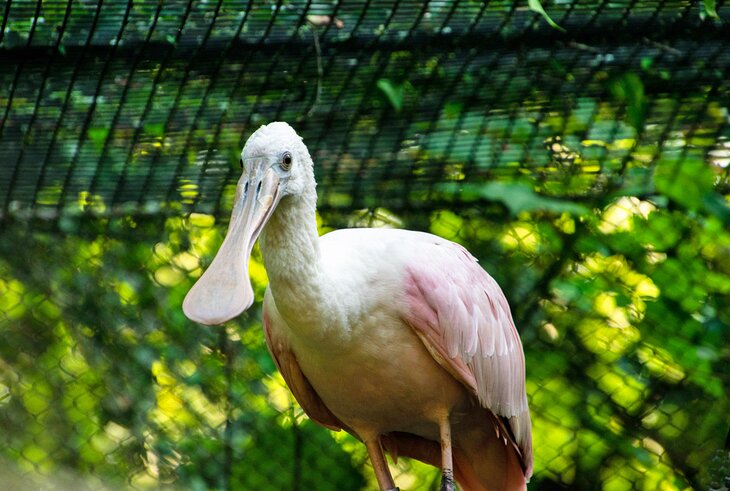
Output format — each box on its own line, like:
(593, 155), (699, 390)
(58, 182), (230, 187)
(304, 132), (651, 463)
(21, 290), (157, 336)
(364, 437), (398, 491)
(439, 415), (455, 491)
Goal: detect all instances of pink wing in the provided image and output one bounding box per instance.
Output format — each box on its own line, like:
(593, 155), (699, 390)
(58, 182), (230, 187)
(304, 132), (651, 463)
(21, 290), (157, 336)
(262, 307), (345, 432)
(402, 240), (533, 478)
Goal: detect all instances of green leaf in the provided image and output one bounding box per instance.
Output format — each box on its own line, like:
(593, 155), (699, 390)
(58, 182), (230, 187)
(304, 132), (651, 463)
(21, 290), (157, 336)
(376, 78), (405, 112)
(87, 127), (109, 149)
(610, 72), (647, 131)
(701, 192), (730, 224)
(528, 0), (566, 31)
(654, 157), (715, 211)
(634, 210), (683, 251)
(143, 123), (165, 137)
(439, 182), (590, 216)
(704, 0), (719, 18)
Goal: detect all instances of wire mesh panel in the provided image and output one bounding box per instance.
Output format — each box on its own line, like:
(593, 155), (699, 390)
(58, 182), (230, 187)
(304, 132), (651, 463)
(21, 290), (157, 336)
(2, 0), (729, 218)
(1, 1), (729, 490)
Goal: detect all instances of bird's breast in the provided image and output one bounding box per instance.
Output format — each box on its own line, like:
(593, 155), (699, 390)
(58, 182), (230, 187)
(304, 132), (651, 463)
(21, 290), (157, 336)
(287, 310), (470, 440)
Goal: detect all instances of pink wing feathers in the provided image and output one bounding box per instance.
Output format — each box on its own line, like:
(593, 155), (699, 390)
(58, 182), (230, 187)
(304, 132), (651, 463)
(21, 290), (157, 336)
(402, 240), (533, 478)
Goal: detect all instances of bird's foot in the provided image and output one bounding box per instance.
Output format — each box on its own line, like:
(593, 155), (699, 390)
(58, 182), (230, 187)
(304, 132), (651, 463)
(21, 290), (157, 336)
(440, 470), (455, 491)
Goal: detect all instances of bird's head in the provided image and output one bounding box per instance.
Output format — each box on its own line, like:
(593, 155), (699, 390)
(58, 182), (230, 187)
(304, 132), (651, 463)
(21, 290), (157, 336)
(182, 122), (313, 325)
(239, 121), (315, 198)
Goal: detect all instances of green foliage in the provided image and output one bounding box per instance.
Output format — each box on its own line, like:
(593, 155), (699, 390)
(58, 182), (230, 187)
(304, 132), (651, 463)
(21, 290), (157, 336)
(440, 182), (590, 216)
(528, 0), (565, 32)
(0, 216), (366, 490)
(376, 79), (411, 113)
(429, 158), (730, 490)
(3, 152), (728, 490)
(610, 73), (647, 132)
(703, 0), (720, 19)
(654, 157), (718, 213)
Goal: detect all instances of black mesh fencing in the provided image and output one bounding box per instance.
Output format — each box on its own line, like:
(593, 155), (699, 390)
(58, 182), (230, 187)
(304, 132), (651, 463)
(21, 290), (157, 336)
(1, 1), (730, 490)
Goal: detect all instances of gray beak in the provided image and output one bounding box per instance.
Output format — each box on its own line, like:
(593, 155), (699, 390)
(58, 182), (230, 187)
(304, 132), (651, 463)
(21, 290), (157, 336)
(183, 159), (283, 325)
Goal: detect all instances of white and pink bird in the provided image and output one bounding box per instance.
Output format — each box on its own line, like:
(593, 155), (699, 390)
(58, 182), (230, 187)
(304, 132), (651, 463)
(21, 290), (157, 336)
(183, 122), (533, 491)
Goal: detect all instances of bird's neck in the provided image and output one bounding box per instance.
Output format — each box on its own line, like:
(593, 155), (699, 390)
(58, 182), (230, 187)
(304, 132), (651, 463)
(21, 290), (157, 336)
(259, 188), (337, 334)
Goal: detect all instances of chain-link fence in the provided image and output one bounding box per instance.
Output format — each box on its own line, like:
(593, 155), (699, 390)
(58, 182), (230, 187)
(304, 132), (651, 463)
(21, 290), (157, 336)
(1, 1), (729, 489)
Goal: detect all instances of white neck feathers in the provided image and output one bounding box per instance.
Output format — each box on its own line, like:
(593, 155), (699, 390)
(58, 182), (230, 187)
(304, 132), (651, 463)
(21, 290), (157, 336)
(259, 187), (339, 336)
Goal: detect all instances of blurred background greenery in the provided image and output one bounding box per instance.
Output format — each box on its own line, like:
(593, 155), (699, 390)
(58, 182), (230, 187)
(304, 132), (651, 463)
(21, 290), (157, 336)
(1, 1), (729, 489)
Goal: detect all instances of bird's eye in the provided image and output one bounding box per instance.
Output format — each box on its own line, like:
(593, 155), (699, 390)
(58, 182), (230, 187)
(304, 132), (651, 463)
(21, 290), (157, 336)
(239, 158), (244, 169)
(281, 152), (293, 171)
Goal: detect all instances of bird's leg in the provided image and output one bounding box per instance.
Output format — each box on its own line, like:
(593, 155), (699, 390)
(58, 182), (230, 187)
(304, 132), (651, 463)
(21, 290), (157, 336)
(438, 415), (456, 491)
(364, 436), (398, 491)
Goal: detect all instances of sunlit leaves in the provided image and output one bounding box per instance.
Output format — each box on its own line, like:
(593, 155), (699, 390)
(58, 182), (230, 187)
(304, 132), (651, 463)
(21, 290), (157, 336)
(501, 222), (541, 253)
(588, 363), (645, 414)
(449, 151), (729, 489)
(580, 317), (640, 358)
(635, 346), (685, 383)
(0, 278), (26, 321)
(528, 378), (580, 484)
(599, 197), (655, 234)
(429, 210), (464, 242)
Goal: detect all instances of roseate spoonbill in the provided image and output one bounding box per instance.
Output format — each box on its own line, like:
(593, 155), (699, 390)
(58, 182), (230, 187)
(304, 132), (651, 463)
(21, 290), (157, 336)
(183, 122), (533, 491)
